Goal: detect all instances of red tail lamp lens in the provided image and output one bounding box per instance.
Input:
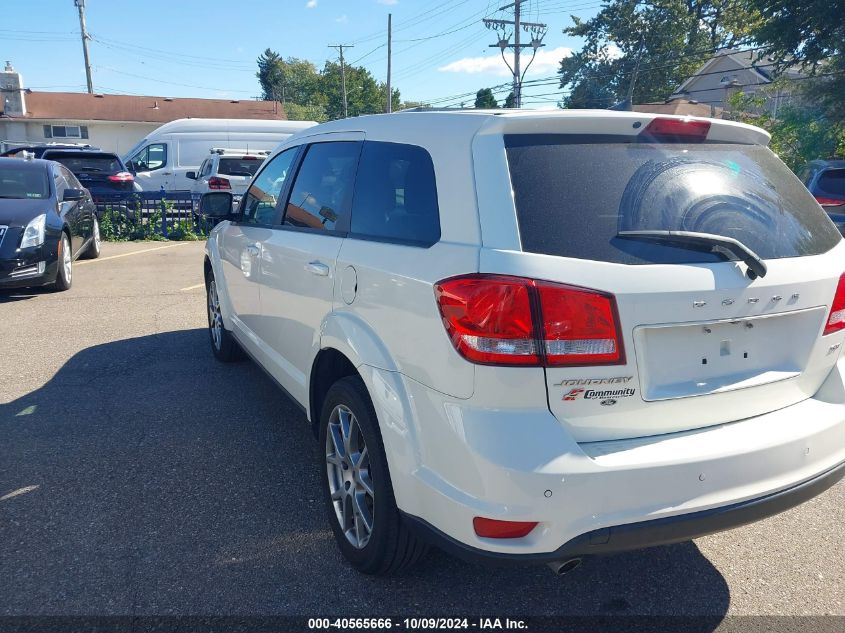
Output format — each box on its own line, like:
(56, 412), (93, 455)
(473, 517), (538, 539)
(641, 117), (711, 142)
(824, 273), (845, 335)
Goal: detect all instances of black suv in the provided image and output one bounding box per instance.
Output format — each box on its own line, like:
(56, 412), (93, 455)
(40, 150), (139, 197)
(802, 159), (845, 234)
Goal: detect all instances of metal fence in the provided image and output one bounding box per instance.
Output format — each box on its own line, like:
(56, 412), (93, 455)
(92, 191), (217, 239)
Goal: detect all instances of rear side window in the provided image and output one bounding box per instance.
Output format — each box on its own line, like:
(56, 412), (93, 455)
(818, 169), (845, 196)
(506, 135), (841, 264)
(351, 141), (440, 246)
(284, 141), (360, 232)
(218, 157), (263, 177)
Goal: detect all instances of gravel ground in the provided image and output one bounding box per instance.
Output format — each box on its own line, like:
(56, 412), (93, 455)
(0, 241), (842, 628)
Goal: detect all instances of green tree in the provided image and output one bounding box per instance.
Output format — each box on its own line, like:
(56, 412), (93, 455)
(256, 49), (323, 108)
(474, 88), (499, 109)
(503, 91), (516, 108)
(748, 0), (845, 124)
(320, 62), (396, 119)
(558, 0), (758, 108)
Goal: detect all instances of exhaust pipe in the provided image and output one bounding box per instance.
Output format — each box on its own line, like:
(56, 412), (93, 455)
(547, 558), (583, 575)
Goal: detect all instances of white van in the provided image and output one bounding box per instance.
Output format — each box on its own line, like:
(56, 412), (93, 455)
(123, 118), (316, 192)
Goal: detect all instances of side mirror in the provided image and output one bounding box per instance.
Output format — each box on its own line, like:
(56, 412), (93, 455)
(63, 188), (85, 202)
(185, 171), (197, 180)
(198, 192), (235, 218)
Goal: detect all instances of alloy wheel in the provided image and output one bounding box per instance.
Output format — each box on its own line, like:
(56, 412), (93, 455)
(326, 404), (375, 549)
(208, 280), (223, 351)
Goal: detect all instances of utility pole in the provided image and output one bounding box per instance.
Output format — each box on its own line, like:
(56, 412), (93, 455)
(484, 1), (546, 108)
(386, 13), (392, 113)
(329, 44), (353, 118)
(75, 0), (94, 93)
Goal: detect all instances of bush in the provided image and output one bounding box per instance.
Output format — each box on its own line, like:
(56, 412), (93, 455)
(99, 199), (205, 242)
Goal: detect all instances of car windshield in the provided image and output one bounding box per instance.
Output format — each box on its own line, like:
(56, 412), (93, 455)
(506, 136), (842, 264)
(218, 157), (262, 177)
(0, 165), (50, 199)
(47, 153), (122, 173)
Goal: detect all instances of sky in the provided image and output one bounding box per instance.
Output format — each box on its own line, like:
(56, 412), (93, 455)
(0, 0), (603, 110)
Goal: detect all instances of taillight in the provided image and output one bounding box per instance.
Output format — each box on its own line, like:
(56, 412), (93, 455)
(824, 273), (845, 335)
(434, 274), (624, 367)
(816, 196), (845, 207)
(473, 517), (538, 539)
(107, 172), (134, 182)
(208, 176), (231, 190)
(640, 117), (710, 142)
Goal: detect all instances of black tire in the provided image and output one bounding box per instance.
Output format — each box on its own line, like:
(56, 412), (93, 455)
(206, 274), (243, 362)
(319, 376), (427, 575)
(53, 233), (72, 291)
(81, 217), (101, 259)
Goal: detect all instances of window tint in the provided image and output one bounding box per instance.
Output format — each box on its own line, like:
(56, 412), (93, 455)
(219, 157), (263, 177)
(129, 143), (167, 171)
(53, 170), (69, 198)
(47, 152), (122, 173)
(350, 141), (440, 245)
(506, 136), (841, 264)
(818, 169), (845, 196)
(59, 166), (83, 190)
(240, 148), (297, 225)
(284, 141), (360, 232)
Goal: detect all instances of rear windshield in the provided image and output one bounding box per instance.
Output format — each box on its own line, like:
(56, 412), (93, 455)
(506, 135), (841, 264)
(818, 169), (845, 196)
(0, 165), (49, 199)
(218, 157), (262, 177)
(47, 153), (122, 173)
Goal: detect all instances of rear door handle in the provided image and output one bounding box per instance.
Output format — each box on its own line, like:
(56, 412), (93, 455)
(305, 261), (330, 277)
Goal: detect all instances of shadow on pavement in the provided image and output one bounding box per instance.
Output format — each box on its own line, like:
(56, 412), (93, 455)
(0, 329), (729, 622)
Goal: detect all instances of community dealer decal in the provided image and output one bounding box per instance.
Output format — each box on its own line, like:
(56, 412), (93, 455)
(560, 378), (636, 403)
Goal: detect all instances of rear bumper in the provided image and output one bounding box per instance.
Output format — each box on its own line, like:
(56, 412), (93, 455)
(403, 458), (845, 565)
(374, 359), (845, 559)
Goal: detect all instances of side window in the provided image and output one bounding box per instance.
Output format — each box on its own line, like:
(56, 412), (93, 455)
(284, 141), (360, 232)
(350, 141), (440, 246)
(60, 166), (83, 190)
(240, 148), (298, 225)
(198, 159), (211, 178)
(53, 170), (69, 199)
(129, 143), (167, 171)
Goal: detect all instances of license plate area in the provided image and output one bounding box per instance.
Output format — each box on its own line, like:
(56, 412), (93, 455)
(634, 307), (826, 401)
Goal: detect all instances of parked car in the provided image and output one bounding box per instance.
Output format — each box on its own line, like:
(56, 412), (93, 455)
(802, 159), (845, 234)
(0, 156), (100, 291)
(201, 111), (845, 576)
(1, 143), (100, 159)
(187, 148), (269, 199)
(123, 118), (316, 192)
(40, 149), (140, 197)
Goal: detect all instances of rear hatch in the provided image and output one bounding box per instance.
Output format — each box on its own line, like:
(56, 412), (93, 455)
(45, 151), (134, 194)
(216, 155), (263, 195)
(501, 118), (845, 442)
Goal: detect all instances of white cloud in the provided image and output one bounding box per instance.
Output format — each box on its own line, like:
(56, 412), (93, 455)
(377, 0), (398, 4)
(306, 0), (317, 7)
(439, 46), (572, 78)
(335, 14), (348, 23)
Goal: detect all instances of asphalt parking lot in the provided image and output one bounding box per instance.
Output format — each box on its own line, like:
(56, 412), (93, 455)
(1, 241), (843, 624)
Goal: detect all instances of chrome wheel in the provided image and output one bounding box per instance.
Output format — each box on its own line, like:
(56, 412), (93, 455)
(92, 218), (101, 252)
(326, 404), (374, 549)
(61, 235), (72, 283)
(208, 280), (223, 351)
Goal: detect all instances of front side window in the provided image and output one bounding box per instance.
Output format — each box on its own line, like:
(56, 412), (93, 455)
(350, 141), (440, 246)
(59, 166), (83, 190)
(0, 166), (49, 199)
(240, 148), (298, 225)
(128, 143), (167, 171)
(284, 141), (360, 232)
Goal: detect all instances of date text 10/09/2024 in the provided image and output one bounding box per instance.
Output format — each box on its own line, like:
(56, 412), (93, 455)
(308, 618), (528, 630)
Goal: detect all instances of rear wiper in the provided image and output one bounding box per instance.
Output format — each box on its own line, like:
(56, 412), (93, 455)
(618, 230), (768, 279)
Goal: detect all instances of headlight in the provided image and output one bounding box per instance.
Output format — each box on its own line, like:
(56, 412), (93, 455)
(20, 214), (46, 249)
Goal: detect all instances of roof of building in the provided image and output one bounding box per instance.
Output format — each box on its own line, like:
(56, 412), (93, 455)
(9, 91), (286, 122)
(633, 99), (723, 118)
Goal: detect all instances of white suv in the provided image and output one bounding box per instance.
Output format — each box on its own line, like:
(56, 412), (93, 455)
(202, 110), (845, 576)
(188, 148), (269, 199)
